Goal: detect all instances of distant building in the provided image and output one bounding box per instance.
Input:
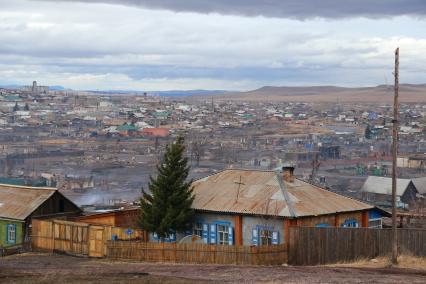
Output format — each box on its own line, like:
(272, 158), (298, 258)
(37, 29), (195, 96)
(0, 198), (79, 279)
(142, 128), (169, 137)
(21, 81), (49, 95)
(360, 176), (423, 209)
(397, 154), (426, 169)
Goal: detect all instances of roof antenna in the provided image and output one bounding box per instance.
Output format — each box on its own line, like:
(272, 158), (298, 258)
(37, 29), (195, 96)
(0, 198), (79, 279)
(234, 175), (244, 204)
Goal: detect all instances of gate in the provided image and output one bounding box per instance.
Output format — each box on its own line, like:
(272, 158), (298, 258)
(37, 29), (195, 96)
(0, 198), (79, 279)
(32, 219), (144, 257)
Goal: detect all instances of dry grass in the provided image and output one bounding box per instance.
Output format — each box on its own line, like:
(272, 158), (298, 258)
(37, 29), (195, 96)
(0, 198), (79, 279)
(327, 254), (426, 270)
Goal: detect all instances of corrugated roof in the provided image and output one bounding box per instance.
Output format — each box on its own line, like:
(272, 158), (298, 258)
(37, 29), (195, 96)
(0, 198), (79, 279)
(411, 177), (426, 194)
(191, 169), (372, 217)
(360, 176), (412, 196)
(0, 183), (57, 220)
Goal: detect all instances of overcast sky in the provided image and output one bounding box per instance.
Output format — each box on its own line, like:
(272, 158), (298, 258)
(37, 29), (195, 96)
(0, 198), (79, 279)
(0, 0), (425, 91)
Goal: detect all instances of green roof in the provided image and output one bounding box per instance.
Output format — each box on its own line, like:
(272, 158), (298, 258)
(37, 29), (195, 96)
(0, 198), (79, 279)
(117, 124), (137, 131)
(3, 95), (22, 101)
(0, 177), (47, 187)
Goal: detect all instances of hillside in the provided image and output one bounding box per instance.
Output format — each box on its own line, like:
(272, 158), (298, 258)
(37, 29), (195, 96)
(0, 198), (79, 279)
(205, 84), (426, 103)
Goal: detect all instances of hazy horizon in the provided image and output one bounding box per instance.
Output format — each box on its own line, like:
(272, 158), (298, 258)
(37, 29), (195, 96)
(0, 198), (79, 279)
(0, 0), (425, 91)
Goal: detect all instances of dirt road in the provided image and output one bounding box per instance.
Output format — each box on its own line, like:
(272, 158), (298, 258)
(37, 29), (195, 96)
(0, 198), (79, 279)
(1, 253), (425, 283)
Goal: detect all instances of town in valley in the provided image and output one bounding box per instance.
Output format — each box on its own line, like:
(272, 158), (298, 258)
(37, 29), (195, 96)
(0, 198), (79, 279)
(1, 1), (426, 283)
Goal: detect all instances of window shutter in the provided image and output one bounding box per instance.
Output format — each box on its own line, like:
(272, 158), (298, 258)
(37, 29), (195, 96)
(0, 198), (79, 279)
(13, 224), (16, 243)
(209, 224), (216, 244)
(6, 224), (9, 243)
(228, 226), (234, 245)
(252, 228), (258, 246)
(202, 223), (209, 244)
(272, 231), (279, 245)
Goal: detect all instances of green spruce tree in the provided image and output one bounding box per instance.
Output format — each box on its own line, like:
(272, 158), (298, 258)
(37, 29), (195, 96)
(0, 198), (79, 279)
(138, 135), (194, 240)
(364, 124), (372, 140)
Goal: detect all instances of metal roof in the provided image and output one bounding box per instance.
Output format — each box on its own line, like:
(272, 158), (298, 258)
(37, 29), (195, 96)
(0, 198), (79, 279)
(191, 169), (372, 218)
(411, 177), (426, 195)
(360, 176), (413, 196)
(0, 183), (57, 220)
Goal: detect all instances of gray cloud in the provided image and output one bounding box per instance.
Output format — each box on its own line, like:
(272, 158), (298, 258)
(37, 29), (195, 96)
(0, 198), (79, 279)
(40, 0), (426, 19)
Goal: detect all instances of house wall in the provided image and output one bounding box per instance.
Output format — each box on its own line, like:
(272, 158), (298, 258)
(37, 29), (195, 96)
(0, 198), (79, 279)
(114, 209), (139, 227)
(30, 192), (81, 218)
(0, 220), (23, 247)
(297, 215), (336, 227)
(77, 214), (116, 226)
(290, 212), (363, 228)
(242, 216), (284, 245)
(145, 209), (374, 245)
(401, 183), (419, 207)
(335, 212), (363, 227)
(77, 209), (139, 228)
(193, 212), (285, 246)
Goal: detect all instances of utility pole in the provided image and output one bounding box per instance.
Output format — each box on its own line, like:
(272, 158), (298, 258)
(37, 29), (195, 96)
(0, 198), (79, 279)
(391, 47), (399, 265)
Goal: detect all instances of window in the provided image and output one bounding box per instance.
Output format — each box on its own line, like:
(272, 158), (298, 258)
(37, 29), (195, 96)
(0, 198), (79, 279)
(252, 226), (279, 246)
(193, 222), (203, 237)
(217, 224), (229, 245)
(259, 229), (272, 246)
(342, 219), (359, 228)
(7, 224), (16, 244)
(368, 218), (382, 228)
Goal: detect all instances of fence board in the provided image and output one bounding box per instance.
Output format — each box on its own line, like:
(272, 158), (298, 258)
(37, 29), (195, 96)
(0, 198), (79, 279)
(31, 219), (145, 257)
(106, 241), (287, 265)
(288, 227), (426, 265)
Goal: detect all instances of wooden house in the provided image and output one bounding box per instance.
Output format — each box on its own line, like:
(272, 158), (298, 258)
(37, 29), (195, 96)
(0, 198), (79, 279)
(143, 167), (387, 245)
(0, 184), (81, 248)
(170, 167), (387, 246)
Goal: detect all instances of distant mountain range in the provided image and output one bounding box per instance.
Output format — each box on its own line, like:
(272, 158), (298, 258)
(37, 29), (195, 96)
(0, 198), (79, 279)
(2, 83), (426, 103)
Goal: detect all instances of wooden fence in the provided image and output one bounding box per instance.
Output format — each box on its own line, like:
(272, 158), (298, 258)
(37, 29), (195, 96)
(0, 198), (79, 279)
(32, 219), (145, 257)
(288, 227), (426, 265)
(106, 241), (288, 265)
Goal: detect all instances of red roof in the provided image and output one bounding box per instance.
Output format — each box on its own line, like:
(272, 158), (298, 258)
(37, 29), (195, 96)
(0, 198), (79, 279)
(142, 128), (169, 137)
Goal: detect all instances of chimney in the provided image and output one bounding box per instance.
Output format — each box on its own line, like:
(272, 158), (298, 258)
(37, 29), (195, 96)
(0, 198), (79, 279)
(282, 166), (295, 183)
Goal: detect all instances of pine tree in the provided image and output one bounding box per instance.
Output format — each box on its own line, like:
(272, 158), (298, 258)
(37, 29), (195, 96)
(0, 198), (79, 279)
(138, 135), (194, 240)
(13, 102), (19, 112)
(365, 124), (372, 139)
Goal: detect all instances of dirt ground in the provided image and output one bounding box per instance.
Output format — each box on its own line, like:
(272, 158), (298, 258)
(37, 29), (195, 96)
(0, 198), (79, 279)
(1, 253), (426, 284)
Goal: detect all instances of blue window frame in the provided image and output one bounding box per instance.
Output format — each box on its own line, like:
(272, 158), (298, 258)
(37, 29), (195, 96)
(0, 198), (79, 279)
(152, 231), (176, 242)
(193, 222), (203, 237)
(202, 223), (209, 244)
(341, 219), (359, 228)
(208, 221), (234, 245)
(252, 225), (279, 246)
(315, 223), (331, 228)
(7, 224), (16, 244)
(209, 224), (216, 244)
